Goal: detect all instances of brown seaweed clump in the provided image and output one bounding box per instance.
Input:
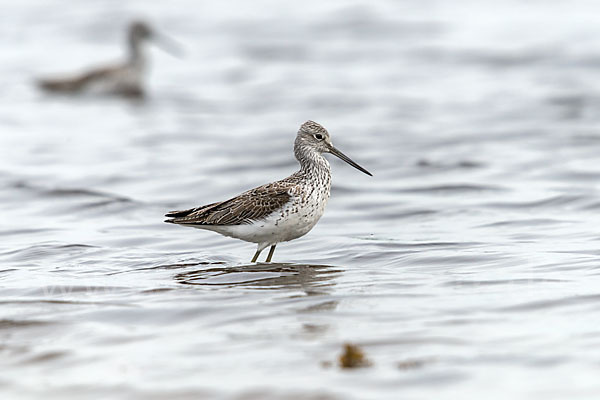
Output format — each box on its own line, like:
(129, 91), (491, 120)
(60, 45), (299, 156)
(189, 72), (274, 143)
(338, 343), (372, 369)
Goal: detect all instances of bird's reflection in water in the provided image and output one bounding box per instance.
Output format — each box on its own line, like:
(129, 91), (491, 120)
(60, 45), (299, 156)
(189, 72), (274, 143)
(174, 262), (342, 293)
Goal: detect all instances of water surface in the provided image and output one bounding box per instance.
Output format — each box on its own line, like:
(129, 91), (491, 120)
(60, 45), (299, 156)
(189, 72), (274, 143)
(2, 1), (600, 399)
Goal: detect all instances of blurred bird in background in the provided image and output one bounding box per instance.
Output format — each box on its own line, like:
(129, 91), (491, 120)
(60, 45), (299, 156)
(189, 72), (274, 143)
(37, 20), (181, 99)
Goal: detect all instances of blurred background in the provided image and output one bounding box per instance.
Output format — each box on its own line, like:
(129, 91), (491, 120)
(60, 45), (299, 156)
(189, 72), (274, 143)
(2, 0), (600, 399)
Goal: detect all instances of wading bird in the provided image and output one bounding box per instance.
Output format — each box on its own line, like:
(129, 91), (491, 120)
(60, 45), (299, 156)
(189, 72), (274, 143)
(165, 121), (372, 262)
(37, 21), (180, 98)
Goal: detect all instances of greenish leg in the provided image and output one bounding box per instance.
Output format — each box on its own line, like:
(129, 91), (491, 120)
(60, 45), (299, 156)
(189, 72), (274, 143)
(265, 245), (276, 263)
(251, 248), (262, 263)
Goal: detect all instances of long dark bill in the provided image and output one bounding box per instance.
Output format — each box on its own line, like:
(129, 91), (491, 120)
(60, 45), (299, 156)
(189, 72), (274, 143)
(154, 33), (185, 58)
(329, 146), (372, 176)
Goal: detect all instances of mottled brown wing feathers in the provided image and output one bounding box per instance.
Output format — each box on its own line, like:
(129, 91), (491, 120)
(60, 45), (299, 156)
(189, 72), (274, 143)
(164, 201), (221, 218)
(38, 66), (119, 92)
(165, 183), (292, 226)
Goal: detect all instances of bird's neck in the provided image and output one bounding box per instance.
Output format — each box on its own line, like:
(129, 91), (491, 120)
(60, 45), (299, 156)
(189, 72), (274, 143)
(128, 36), (145, 67)
(294, 141), (330, 178)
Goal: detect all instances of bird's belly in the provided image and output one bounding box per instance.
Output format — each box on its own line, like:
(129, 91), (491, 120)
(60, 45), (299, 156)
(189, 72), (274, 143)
(203, 202), (326, 245)
(88, 69), (143, 95)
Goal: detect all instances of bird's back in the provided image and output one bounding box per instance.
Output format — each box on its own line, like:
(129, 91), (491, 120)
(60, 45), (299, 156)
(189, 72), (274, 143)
(38, 63), (144, 98)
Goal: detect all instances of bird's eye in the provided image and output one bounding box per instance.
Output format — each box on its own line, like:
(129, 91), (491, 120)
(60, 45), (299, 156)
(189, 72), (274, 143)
(314, 134), (323, 140)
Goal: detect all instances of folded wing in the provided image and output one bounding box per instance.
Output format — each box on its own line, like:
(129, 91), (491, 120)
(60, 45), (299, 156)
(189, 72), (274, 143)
(165, 182), (293, 226)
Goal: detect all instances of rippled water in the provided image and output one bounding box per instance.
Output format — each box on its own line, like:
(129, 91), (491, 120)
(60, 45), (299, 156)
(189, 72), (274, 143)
(3, 0), (600, 399)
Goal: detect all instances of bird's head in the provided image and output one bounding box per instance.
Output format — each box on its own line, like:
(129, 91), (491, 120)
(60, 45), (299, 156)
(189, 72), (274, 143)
(296, 121), (372, 176)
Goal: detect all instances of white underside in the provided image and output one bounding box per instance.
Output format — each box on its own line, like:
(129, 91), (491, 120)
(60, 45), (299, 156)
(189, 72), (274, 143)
(88, 65), (143, 95)
(192, 197), (327, 251)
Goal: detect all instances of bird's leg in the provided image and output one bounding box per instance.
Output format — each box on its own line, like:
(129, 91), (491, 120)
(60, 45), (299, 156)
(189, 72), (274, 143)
(265, 245), (276, 263)
(251, 248), (262, 263)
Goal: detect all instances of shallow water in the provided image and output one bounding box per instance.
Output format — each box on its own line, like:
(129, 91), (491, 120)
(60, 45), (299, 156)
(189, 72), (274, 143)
(2, 0), (600, 399)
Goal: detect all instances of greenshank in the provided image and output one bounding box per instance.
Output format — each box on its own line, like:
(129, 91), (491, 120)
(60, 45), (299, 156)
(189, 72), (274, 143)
(37, 21), (180, 98)
(165, 121), (372, 263)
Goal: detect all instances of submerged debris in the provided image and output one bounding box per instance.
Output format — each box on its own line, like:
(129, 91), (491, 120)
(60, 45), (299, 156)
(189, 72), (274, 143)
(397, 358), (429, 371)
(338, 343), (372, 369)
